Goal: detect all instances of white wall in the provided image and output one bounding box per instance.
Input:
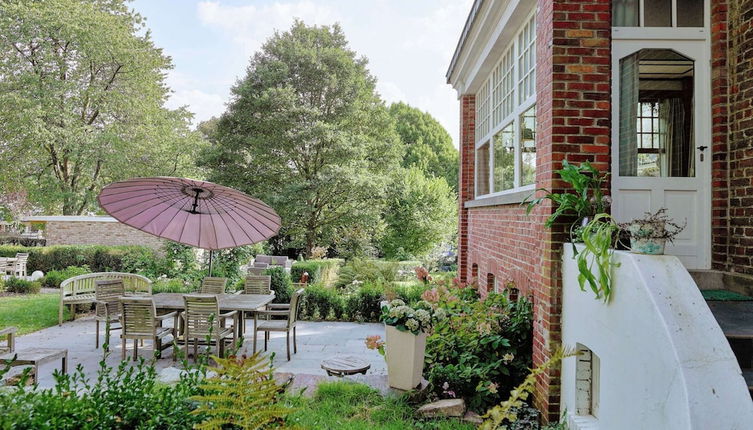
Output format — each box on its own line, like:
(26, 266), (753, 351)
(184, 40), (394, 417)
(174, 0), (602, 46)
(561, 246), (753, 430)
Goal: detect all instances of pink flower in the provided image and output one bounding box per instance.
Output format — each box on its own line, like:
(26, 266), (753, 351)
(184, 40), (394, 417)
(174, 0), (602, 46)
(365, 335), (384, 350)
(422, 288), (440, 304)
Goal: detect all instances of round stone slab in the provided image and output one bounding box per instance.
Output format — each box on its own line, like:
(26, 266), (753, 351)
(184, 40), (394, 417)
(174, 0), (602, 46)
(321, 355), (371, 377)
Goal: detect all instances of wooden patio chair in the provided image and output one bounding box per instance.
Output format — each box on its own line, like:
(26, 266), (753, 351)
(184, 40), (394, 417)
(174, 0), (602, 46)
(252, 288), (304, 361)
(0, 258), (11, 277)
(119, 297), (177, 361)
(13, 253), (28, 278)
(243, 275), (271, 295)
(181, 294), (237, 359)
(200, 277), (227, 294)
(94, 280), (124, 349)
(0, 326), (16, 354)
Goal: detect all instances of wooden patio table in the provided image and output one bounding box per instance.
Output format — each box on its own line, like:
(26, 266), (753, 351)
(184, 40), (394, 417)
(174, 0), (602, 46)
(152, 293), (274, 338)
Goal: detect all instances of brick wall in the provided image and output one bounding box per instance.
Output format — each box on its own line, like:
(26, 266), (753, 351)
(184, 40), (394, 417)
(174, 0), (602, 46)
(711, 0), (730, 270)
(456, 0), (611, 422)
(458, 94), (476, 283)
(45, 221), (165, 250)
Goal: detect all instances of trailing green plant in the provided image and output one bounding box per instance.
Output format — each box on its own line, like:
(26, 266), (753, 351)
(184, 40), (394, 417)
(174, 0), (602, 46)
(619, 207), (686, 243)
(3, 277), (41, 294)
(524, 160), (610, 236)
(576, 214), (620, 303)
(265, 266), (293, 304)
(481, 346), (573, 430)
(190, 353), (293, 429)
(41, 265), (91, 288)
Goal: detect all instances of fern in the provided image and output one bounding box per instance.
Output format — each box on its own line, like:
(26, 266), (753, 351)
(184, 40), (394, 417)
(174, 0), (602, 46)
(481, 347), (574, 430)
(190, 353), (294, 429)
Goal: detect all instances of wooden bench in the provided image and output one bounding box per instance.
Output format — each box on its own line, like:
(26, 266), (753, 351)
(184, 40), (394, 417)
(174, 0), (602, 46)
(59, 272), (152, 325)
(0, 327), (67, 384)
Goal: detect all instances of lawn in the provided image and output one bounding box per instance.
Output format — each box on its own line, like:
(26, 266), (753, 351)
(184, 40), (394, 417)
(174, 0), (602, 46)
(285, 381), (475, 430)
(0, 293), (67, 335)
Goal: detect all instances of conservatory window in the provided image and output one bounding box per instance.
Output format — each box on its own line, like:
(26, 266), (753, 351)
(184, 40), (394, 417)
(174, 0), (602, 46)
(613, 0), (704, 27)
(474, 12), (537, 197)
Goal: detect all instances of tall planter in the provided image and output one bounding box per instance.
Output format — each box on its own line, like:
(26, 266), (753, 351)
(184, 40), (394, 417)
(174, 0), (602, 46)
(385, 325), (426, 390)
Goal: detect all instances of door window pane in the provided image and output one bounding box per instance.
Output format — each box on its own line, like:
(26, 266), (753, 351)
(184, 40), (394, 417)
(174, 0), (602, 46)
(644, 0), (672, 27)
(520, 106), (537, 186)
(613, 0), (639, 26)
(476, 143), (490, 195)
(619, 49), (695, 177)
(677, 0), (704, 27)
(493, 124), (514, 192)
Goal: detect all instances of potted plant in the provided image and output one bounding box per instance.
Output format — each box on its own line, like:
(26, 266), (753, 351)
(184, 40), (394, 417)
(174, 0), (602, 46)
(619, 208), (685, 255)
(378, 299), (445, 390)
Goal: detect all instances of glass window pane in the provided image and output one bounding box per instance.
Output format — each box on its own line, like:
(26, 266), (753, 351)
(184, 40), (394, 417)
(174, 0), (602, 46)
(620, 49), (695, 178)
(493, 125), (515, 192)
(678, 0), (704, 27)
(644, 0), (672, 27)
(520, 106), (537, 186)
(476, 143), (490, 196)
(613, 0), (639, 26)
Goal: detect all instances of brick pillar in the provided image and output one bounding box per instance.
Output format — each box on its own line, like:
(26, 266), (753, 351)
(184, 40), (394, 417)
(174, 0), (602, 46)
(534, 0), (611, 422)
(711, 0), (729, 270)
(458, 94), (475, 283)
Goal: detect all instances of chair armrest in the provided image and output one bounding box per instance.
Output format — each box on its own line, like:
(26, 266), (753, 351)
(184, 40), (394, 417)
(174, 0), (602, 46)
(0, 327), (17, 336)
(267, 304), (290, 309)
(254, 310), (289, 317)
(219, 310), (238, 320)
(156, 311), (178, 321)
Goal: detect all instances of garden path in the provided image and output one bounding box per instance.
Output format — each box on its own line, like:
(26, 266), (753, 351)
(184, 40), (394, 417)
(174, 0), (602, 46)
(5, 318), (388, 393)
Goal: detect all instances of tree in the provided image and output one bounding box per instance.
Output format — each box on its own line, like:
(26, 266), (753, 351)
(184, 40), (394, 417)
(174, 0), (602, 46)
(389, 102), (459, 191)
(0, 0), (204, 214)
(202, 21), (402, 256)
(380, 167), (456, 259)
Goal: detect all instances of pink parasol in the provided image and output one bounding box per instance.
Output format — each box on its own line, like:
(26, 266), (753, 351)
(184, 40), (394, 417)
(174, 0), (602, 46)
(97, 177), (280, 254)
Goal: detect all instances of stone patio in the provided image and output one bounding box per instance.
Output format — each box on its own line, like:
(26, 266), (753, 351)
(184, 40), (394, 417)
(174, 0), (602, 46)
(5, 317), (388, 393)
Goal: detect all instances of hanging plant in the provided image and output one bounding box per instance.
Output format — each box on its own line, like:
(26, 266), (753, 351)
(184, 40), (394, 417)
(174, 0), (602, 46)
(618, 208), (686, 255)
(577, 214), (620, 303)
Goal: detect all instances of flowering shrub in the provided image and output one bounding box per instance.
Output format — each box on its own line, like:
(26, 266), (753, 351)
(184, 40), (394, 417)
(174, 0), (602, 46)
(425, 284), (533, 412)
(380, 299), (446, 335)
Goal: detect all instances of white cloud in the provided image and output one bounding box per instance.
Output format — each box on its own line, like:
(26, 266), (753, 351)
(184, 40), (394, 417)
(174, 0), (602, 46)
(165, 71), (226, 124)
(197, 1), (341, 57)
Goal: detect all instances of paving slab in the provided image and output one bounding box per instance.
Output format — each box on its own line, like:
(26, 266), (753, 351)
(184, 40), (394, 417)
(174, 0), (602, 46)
(4, 318), (388, 393)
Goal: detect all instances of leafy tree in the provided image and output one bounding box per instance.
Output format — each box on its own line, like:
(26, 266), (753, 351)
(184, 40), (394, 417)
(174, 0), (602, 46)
(0, 0), (204, 214)
(380, 167), (456, 259)
(202, 21), (402, 256)
(389, 102), (459, 191)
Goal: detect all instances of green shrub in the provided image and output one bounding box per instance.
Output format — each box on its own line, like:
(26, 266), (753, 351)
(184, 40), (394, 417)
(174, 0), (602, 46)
(344, 282), (384, 321)
(265, 267), (292, 304)
(41, 265), (92, 289)
(152, 278), (196, 293)
(301, 284), (343, 320)
(291, 259), (342, 286)
(426, 291), (533, 412)
(0, 245), (160, 273)
(335, 259), (398, 288)
(3, 277), (41, 294)
(391, 282), (429, 306)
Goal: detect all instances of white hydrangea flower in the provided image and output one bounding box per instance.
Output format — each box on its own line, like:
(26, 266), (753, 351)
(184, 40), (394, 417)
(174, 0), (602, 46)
(433, 308), (447, 320)
(390, 299), (406, 307)
(415, 309), (431, 325)
(405, 318), (419, 332)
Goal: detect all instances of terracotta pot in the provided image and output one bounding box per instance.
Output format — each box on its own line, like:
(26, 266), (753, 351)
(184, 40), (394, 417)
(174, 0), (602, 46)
(385, 325), (426, 390)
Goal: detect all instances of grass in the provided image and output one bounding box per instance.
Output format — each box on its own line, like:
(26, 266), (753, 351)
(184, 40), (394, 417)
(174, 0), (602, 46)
(0, 293), (68, 335)
(284, 381), (475, 430)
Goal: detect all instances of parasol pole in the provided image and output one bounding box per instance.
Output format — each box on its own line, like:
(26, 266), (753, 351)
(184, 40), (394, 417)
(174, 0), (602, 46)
(208, 250), (214, 277)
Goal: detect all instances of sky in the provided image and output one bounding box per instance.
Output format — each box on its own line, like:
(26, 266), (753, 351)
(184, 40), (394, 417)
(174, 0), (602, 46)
(130, 0), (473, 147)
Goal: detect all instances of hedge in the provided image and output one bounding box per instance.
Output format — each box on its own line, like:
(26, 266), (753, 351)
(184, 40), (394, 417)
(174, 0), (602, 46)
(0, 245), (158, 274)
(291, 259), (343, 286)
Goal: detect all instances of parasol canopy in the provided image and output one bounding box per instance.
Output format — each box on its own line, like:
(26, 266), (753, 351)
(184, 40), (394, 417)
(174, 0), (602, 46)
(97, 177), (280, 250)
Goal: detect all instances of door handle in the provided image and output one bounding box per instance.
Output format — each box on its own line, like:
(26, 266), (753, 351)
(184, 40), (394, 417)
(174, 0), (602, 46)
(697, 146), (708, 162)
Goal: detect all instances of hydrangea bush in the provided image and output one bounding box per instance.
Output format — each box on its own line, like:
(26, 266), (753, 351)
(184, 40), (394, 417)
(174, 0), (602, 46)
(380, 299), (446, 335)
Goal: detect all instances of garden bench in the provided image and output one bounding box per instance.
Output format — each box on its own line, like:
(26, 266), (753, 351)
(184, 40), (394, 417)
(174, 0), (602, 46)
(59, 272), (152, 325)
(253, 255), (293, 272)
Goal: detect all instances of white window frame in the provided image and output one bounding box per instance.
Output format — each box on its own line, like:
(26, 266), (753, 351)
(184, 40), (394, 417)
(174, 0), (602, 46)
(612, 0), (709, 41)
(475, 10), (537, 198)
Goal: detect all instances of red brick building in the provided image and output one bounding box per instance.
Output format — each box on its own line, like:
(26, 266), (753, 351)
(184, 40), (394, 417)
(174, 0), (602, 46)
(447, 0), (751, 421)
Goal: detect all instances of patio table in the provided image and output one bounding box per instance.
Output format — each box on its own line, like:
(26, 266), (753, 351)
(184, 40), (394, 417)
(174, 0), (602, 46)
(152, 293), (274, 338)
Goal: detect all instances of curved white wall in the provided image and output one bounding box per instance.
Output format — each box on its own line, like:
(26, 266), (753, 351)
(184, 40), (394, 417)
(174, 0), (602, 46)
(560, 246), (753, 430)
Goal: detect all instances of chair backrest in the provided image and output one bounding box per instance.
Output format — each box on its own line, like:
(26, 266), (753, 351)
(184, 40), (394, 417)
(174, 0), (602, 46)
(183, 294), (220, 338)
(247, 267), (267, 276)
(120, 297), (156, 337)
(288, 288), (305, 328)
(244, 275), (271, 295)
(14, 253), (28, 261)
(200, 277), (227, 294)
(253, 262), (269, 268)
(95, 280), (125, 317)
(255, 255), (288, 267)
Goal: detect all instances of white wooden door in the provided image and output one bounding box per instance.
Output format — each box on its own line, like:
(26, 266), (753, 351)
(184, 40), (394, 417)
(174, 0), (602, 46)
(611, 40), (711, 269)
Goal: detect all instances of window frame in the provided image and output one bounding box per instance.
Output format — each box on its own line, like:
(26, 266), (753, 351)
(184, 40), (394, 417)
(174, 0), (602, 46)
(474, 10), (537, 198)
